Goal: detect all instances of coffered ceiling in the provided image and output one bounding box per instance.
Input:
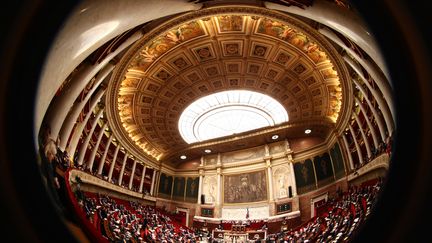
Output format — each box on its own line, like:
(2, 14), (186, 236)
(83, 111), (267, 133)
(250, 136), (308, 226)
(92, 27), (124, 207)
(105, 6), (350, 166)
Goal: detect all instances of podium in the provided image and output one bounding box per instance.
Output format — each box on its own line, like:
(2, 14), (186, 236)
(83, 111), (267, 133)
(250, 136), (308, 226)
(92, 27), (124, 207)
(213, 226), (266, 242)
(231, 224), (246, 232)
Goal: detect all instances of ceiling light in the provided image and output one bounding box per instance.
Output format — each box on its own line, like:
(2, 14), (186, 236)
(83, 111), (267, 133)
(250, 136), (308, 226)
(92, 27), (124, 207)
(305, 129), (312, 134)
(180, 155), (187, 160)
(204, 149), (212, 153)
(271, 134), (279, 140)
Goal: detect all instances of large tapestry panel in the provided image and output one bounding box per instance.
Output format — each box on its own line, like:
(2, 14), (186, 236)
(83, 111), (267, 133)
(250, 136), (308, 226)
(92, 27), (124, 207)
(158, 173), (173, 198)
(330, 142), (345, 179)
(224, 170), (267, 203)
(173, 177), (186, 200)
(313, 153), (335, 187)
(185, 177), (199, 202)
(294, 159), (316, 194)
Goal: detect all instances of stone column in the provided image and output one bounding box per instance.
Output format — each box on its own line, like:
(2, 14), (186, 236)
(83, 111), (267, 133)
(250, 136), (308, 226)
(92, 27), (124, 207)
(345, 56), (394, 135)
(76, 108), (104, 165)
(352, 79), (387, 142)
(87, 123), (107, 171)
(43, 30), (143, 141)
(353, 111), (372, 159)
(216, 168), (222, 206)
(150, 169), (157, 196)
(67, 89), (105, 158)
(108, 145), (120, 182)
(128, 160), (137, 190)
(342, 134), (355, 171)
(97, 134), (113, 175)
(319, 26), (393, 106)
(266, 159), (274, 201)
(355, 97), (379, 149)
(342, 53), (394, 121)
(152, 169), (160, 196)
(58, 66), (113, 150)
(349, 124), (363, 165)
(139, 165), (147, 193)
(118, 153), (128, 186)
(197, 170), (204, 204)
(288, 160), (297, 197)
(266, 0), (388, 75)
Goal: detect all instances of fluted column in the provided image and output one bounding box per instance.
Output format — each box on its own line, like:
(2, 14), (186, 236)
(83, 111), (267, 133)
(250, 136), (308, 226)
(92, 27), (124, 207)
(108, 145), (120, 182)
(349, 124), (363, 165)
(318, 26), (390, 83)
(289, 161), (297, 197)
(76, 108), (104, 165)
(345, 56), (394, 135)
(153, 169), (160, 196)
(266, 159), (274, 201)
(118, 153), (128, 186)
(42, 30), (144, 141)
(197, 170), (203, 204)
(67, 89), (105, 158)
(129, 160), (137, 190)
(97, 134), (113, 175)
(58, 65), (113, 150)
(353, 112), (372, 159)
(355, 97), (379, 149)
(216, 168), (221, 205)
(139, 165), (147, 193)
(150, 169), (157, 196)
(352, 79), (387, 142)
(341, 53), (394, 120)
(342, 134), (355, 171)
(44, 62), (114, 142)
(87, 123), (107, 171)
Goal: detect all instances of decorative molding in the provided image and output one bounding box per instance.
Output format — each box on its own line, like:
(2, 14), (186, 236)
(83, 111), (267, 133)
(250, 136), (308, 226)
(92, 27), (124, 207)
(193, 210), (300, 222)
(105, 5), (349, 167)
(348, 153), (389, 181)
(68, 169), (156, 202)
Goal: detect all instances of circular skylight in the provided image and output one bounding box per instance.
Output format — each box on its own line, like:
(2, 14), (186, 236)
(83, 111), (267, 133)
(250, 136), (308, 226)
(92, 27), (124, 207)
(178, 90), (288, 144)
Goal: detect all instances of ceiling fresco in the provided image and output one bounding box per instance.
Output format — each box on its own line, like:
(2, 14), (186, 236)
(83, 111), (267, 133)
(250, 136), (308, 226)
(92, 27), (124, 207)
(105, 6), (349, 165)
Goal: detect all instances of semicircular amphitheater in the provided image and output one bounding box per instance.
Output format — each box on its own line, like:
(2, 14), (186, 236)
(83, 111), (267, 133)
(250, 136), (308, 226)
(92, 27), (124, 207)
(37, 0), (395, 242)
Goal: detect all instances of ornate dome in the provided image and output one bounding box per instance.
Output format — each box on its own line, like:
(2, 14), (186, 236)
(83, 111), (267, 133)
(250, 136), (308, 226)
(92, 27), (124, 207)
(105, 6), (349, 165)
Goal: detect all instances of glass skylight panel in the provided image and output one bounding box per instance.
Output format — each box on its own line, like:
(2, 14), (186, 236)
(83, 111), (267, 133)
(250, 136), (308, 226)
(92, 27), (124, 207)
(178, 90), (288, 143)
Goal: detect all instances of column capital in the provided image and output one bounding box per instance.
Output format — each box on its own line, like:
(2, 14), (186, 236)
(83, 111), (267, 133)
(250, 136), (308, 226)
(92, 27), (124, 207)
(265, 158), (272, 168)
(216, 167), (222, 175)
(264, 144), (270, 156)
(285, 152), (293, 162)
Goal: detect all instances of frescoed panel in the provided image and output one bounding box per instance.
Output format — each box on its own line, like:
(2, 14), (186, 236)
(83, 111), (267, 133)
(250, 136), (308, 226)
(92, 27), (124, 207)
(294, 159), (316, 194)
(216, 15), (244, 32)
(221, 146), (265, 164)
(269, 141), (286, 154)
(204, 155), (218, 165)
(185, 177), (199, 202)
(256, 18), (328, 64)
(224, 170), (267, 203)
(158, 173), (173, 199)
(313, 153), (335, 187)
(173, 177), (186, 200)
(129, 20), (206, 71)
(330, 142), (345, 179)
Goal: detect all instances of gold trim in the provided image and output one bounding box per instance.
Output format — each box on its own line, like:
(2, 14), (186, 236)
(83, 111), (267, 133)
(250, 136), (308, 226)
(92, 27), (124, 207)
(105, 5), (351, 167)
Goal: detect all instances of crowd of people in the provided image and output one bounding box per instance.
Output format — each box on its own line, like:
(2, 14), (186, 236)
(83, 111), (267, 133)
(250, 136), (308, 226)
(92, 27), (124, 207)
(75, 191), (198, 242)
(72, 178), (383, 243)
(265, 180), (382, 243)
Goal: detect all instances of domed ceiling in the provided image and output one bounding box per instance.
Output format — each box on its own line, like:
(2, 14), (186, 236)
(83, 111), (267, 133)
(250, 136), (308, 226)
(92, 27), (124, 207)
(106, 6), (350, 165)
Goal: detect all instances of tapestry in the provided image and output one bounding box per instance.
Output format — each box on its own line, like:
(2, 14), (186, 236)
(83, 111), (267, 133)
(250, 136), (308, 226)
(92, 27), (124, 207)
(224, 170), (267, 203)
